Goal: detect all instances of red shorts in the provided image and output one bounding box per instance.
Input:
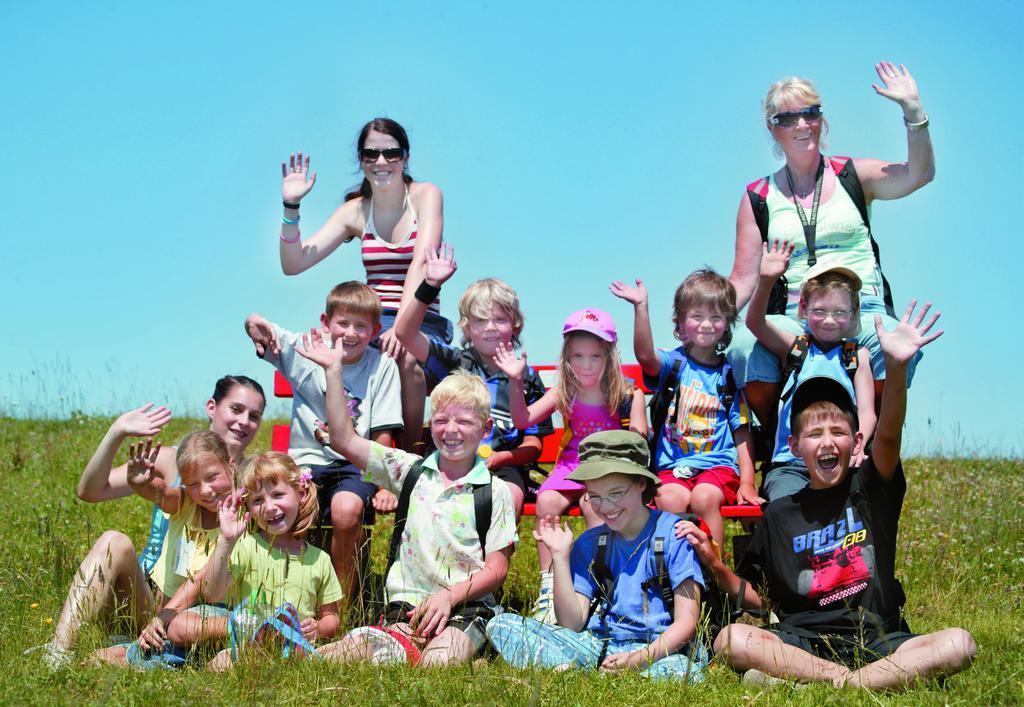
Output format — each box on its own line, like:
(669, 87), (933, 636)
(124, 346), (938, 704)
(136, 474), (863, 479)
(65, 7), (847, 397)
(657, 465), (740, 505)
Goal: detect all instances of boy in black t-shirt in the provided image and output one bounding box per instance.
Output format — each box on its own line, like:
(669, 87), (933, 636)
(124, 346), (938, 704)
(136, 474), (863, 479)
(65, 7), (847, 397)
(678, 302), (975, 690)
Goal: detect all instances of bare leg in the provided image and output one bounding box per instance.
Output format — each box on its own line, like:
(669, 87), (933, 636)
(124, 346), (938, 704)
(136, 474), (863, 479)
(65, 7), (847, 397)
(420, 626), (476, 666)
(714, 624), (850, 686)
(535, 490), (572, 571)
(655, 483), (692, 515)
(847, 628), (976, 691)
(397, 352), (425, 451)
(208, 648), (234, 672)
(504, 481), (525, 520)
(744, 381), (779, 433)
(578, 495), (602, 529)
(330, 491), (367, 609)
(689, 484), (726, 549)
(320, 622), (421, 664)
(52, 530), (155, 651)
(166, 613), (228, 649)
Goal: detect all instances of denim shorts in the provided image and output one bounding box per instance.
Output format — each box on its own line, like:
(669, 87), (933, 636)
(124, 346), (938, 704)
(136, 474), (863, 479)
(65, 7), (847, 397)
(378, 308), (454, 346)
(306, 462), (377, 525)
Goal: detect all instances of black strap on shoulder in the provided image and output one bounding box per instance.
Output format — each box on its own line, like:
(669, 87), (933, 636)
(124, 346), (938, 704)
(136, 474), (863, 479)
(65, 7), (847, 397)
(585, 532), (616, 665)
(841, 340), (859, 378)
(833, 159), (896, 317)
(747, 179), (789, 315)
(472, 480), (492, 560)
(717, 368), (737, 419)
(641, 536), (675, 613)
(779, 335), (810, 403)
(386, 459), (425, 576)
(647, 359), (683, 469)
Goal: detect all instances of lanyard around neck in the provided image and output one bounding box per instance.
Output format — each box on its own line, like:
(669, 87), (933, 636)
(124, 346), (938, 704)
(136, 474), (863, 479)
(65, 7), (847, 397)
(784, 156), (825, 267)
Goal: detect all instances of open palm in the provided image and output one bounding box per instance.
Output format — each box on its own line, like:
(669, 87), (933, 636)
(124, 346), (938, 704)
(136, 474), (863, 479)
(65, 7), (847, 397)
(875, 300), (943, 365)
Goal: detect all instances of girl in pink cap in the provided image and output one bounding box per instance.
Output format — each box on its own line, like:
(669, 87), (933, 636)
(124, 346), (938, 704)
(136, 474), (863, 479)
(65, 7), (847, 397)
(495, 308), (647, 623)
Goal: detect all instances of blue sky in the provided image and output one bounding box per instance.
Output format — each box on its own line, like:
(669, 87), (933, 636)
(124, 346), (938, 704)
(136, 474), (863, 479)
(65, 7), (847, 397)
(2, 2), (1021, 455)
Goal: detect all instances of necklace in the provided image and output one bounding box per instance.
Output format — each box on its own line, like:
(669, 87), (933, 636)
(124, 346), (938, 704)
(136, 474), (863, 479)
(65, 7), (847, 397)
(784, 155), (825, 267)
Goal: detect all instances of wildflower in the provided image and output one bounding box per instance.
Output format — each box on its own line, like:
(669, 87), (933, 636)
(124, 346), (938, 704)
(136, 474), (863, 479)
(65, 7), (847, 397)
(30, 603), (39, 609)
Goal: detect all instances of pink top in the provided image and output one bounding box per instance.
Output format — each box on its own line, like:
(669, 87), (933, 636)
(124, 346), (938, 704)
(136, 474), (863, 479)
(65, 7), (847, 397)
(541, 398), (625, 493)
(360, 192), (440, 314)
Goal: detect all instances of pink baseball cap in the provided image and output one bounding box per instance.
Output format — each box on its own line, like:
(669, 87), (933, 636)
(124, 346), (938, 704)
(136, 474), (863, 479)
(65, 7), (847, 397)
(562, 308), (617, 343)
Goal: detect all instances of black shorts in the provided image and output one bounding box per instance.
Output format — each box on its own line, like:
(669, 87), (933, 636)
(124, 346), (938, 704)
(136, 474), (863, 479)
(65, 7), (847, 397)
(491, 465), (528, 495)
(383, 600), (498, 652)
(306, 462), (377, 525)
(771, 626), (918, 668)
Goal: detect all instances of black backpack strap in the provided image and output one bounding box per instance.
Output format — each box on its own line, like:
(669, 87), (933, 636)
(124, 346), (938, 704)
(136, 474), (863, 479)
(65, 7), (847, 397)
(641, 536), (675, 614)
(386, 460), (425, 576)
(833, 158), (896, 317)
(841, 340), (859, 380)
(472, 480), (492, 560)
(647, 359), (683, 469)
(718, 367), (736, 418)
(747, 176), (789, 315)
(584, 532), (616, 665)
(779, 335), (810, 403)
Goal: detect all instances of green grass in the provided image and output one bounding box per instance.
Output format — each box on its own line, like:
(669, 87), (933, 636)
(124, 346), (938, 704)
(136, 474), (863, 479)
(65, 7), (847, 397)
(1, 415), (1022, 705)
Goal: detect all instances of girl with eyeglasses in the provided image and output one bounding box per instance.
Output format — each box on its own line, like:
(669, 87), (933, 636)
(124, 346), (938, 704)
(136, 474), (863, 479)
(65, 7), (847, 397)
(725, 63), (934, 427)
(277, 118), (453, 449)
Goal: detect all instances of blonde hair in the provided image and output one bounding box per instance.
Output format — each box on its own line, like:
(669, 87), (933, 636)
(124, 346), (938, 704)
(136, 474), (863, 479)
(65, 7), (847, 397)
(176, 430), (232, 484)
(763, 76), (830, 158)
(238, 452), (319, 538)
(430, 370), (492, 425)
(792, 400), (856, 438)
(799, 271), (862, 337)
(457, 278), (525, 349)
(325, 280), (382, 325)
(672, 268), (738, 351)
(556, 331), (633, 419)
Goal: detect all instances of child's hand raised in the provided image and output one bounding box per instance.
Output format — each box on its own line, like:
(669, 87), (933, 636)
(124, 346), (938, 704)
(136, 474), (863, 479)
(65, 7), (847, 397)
(609, 279), (648, 307)
(492, 343), (526, 382)
(245, 314), (280, 358)
(759, 239), (794, 281)
(217, 492), (250, 542)
(126, 439), (162, 487)
(875, 300), (943, 366)
(673, 519), (720, 568)
(115, 404), (171, 439)
(424, 243), (457, 287)
(281, 152), (317, 204)
(532, 515), (574, 557)
(296, 328), (345, 369)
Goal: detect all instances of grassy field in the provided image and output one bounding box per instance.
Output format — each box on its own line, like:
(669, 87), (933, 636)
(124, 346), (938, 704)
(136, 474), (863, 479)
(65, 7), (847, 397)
(1, 415), (1022, 705)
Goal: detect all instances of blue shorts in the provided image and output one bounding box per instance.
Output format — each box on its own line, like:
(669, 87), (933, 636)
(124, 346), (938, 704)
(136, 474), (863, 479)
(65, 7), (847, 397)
(306, 462), (377, 525)
(378, 308), (453, 347)
(727, 308), (921, 387)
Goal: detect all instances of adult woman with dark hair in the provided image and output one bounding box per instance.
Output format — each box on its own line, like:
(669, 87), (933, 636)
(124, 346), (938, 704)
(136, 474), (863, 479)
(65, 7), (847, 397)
(277, 118), (451, 446)
(727, 63), (934, 424)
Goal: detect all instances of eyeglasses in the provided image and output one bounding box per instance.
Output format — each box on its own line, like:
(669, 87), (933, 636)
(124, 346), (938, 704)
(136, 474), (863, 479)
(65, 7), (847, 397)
(808, 308), (852, 321)
(770, 105), (823, 128)
(359, 147), (407, 163)
(585, 489), (628, 508)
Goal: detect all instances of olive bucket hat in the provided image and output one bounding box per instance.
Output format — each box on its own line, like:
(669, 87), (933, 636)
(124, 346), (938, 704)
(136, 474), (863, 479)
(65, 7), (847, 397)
(566, 430), (660, 485)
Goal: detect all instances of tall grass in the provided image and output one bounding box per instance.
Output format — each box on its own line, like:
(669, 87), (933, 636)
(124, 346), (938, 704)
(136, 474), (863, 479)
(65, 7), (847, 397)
(0, 416), (1021, 705)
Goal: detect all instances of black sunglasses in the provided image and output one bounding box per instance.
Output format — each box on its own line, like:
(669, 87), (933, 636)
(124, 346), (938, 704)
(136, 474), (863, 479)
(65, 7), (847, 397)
(770, 104), (823, 128)
(359, 147), (407, 163)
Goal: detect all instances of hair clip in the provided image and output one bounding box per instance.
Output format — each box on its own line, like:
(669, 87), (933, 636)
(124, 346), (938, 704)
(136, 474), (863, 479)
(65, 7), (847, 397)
(299, 470), (312, 485)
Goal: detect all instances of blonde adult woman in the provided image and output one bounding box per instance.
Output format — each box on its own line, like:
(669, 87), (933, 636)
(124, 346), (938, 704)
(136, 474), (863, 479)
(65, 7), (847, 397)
(727, 63), (934, 424)
(278, 118), (451, 447)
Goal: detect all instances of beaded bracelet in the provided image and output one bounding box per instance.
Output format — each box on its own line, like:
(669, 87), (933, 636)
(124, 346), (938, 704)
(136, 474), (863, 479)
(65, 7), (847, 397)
(280, 230), (301, 244)
(282, 214), (300, 225)
(903, 113), (929, 132)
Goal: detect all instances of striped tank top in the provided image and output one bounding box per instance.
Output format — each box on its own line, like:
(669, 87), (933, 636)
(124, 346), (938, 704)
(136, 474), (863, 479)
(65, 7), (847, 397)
(360, 190), (440, 314)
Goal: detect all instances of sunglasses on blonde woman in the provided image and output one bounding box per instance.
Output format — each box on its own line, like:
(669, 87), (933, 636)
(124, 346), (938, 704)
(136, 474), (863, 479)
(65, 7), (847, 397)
(770, 104), (823, 128)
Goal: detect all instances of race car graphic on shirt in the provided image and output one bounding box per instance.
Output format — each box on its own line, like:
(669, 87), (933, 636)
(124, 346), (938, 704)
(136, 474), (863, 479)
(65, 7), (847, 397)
(793, 503), (875, 606)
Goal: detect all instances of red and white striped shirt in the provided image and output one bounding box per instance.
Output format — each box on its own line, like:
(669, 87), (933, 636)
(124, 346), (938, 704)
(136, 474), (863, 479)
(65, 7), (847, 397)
(360, 195), (440, 314)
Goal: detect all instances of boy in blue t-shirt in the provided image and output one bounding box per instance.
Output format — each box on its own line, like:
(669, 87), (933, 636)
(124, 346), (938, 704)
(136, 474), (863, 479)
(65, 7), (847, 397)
(746, 242), (876, 500)
(612, 269), (761, 549)
(486, 430), (707, 682)
(395, 244), (553, 517)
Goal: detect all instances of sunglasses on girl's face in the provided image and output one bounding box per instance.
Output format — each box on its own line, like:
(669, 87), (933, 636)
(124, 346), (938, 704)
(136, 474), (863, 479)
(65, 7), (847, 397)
(770, 104), (823, 128)
(359, 147), (407, 163)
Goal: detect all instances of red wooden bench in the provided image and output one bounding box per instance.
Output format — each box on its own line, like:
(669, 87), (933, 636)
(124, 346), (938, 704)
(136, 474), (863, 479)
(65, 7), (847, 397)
(269, 365), (762, 521)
